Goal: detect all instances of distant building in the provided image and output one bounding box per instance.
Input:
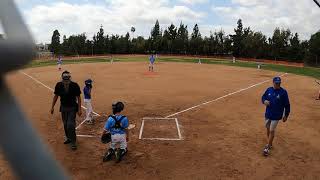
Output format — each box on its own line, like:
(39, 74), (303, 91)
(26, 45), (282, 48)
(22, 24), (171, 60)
(36, 43), (50, 51)
(36, 43), (53, 59)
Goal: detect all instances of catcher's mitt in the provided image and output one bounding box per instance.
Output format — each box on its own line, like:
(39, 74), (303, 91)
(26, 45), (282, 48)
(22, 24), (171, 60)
(101, 133), (111, 144)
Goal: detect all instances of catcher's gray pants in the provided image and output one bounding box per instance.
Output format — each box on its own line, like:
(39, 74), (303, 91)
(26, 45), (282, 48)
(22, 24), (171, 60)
(61, 110), (77, 144)
(110, 134), (127, 150)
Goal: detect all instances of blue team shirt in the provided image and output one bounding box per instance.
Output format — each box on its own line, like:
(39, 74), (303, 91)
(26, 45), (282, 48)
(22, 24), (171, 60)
(83, 86), (91, 99)
(262, 87), (290, 120)
(149, 56), (155, 64)
(104, 115), (129, 135)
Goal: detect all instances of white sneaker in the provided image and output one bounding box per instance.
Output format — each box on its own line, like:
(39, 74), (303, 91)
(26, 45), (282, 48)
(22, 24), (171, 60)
(263, 145), (271, 156)
(85, 119), (93, 125)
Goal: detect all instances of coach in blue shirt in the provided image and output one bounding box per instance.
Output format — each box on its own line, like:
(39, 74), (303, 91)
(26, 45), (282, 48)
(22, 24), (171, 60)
(261, 77), (290, 156)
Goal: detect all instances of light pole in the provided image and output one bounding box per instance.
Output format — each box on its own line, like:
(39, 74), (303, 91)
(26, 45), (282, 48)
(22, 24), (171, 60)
(91, 41), (94, 57)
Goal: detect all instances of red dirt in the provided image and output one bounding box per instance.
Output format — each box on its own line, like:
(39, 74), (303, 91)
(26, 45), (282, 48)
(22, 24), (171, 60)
(1, 62), (320, 179)
(142, 119), (180, 139)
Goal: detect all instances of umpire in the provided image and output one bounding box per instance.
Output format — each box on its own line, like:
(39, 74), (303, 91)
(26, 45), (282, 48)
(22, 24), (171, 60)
(50, 71), (82, 150)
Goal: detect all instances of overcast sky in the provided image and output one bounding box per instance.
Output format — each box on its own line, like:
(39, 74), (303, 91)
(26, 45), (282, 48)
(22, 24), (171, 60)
(2, 0), (319, 43)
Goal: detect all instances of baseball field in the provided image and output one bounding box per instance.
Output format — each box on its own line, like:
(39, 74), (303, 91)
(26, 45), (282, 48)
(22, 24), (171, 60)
(1, 56), (320, 179)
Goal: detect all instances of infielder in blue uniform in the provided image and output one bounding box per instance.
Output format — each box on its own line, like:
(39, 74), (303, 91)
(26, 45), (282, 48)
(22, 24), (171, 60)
(149, 54), (156, 72)
(261, 77), (290, 156)
(102, 102), (129, 162)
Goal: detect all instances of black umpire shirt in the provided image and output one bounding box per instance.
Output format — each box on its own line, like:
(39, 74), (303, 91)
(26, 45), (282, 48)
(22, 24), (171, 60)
(54, 81), (81, 112)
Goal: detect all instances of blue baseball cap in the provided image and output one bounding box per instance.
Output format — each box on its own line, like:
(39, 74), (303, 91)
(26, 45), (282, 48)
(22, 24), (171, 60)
(273, 77), (281, 83)
(85, 79), (93, 85)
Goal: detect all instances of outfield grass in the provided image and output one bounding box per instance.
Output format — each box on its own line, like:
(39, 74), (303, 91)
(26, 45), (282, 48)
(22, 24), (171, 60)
(26, 56), (320, 79)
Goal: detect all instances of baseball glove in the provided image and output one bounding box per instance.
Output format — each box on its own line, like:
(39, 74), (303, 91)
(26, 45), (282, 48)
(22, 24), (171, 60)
(101, 133), (111, 144)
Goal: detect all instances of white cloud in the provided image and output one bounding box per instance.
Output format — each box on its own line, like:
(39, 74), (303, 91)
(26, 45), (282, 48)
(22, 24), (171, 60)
(231, 0), (268, 6)
(213, 0), (320, 40)
(9, 0), (320, 43)
(21, 0), (205, 43)
(178, 0), (209, 5)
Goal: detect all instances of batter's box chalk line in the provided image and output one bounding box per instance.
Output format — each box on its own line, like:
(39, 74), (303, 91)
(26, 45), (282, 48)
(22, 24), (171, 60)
(139, 117), (183, 141)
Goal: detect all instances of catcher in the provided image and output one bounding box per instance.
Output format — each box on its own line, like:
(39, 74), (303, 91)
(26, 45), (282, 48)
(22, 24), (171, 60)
(102, 102), (129, 163)
(316, 80), (320, 100)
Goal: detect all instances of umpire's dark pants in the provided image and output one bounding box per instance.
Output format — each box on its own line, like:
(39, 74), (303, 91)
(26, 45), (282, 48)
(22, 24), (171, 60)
(61, 107), (77, 144)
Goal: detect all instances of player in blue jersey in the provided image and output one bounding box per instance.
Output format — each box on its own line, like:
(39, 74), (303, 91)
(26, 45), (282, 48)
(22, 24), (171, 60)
(83, 79), (94, 124)
(102, 102), (129, 163)
(149, 54), (156, 72)
(261, 77), (290, 156)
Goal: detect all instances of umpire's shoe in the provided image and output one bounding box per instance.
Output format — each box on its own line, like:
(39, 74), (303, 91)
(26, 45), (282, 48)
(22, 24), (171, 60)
(115, 148), (127, 163)
(103, 148), (115, 162)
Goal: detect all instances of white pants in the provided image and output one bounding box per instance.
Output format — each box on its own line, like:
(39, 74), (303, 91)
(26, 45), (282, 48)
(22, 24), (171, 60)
(58, 64), (61, 69)
(84, 99), (93, 121)
(110, 134), (127, 150)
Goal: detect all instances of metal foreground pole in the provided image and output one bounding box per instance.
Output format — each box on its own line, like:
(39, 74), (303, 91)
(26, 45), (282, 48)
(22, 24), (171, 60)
(314, 0), (320, 8)
(0, 0), (68, 179)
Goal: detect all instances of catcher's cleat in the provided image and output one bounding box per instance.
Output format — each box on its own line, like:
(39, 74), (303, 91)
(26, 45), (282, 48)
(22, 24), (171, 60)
(115, 148), (127, 163)
(103, 148), (115, 162)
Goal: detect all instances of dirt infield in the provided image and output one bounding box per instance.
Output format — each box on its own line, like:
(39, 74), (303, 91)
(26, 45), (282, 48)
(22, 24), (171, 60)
(1, 61), (320, 179)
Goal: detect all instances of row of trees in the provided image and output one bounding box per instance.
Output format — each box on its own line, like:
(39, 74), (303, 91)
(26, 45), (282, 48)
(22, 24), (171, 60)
(49, 19), (320, 66)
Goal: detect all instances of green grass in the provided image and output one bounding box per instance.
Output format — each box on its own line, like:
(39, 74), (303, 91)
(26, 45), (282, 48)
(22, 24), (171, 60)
(26, 58), (109, 67)
(25, 56), (320, 79)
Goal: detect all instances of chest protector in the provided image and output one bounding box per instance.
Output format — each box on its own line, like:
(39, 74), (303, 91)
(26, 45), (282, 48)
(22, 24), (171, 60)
(109, 115), (127, 129)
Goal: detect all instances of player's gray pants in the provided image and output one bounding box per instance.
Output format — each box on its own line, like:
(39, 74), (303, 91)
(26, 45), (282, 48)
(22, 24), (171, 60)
(61, 110), (77, 144)
(84, 99), (93, 121)
(110, 134), (127, 150)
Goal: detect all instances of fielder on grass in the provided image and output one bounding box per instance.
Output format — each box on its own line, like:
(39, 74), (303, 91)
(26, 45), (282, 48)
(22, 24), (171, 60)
(102, 102), (129, 163)
(261, 77), (290, 156)
(50, 71), (82, 150)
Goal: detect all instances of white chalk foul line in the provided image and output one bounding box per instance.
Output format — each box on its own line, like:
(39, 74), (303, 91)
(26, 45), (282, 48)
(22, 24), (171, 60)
(175, 118), (182, 140)
(138, 119), (145, 140)
(19, 71), (101, 130)
(77, 134), (97, 138)
(165, 73), (288, 118)
(141, 138), (182, 141)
